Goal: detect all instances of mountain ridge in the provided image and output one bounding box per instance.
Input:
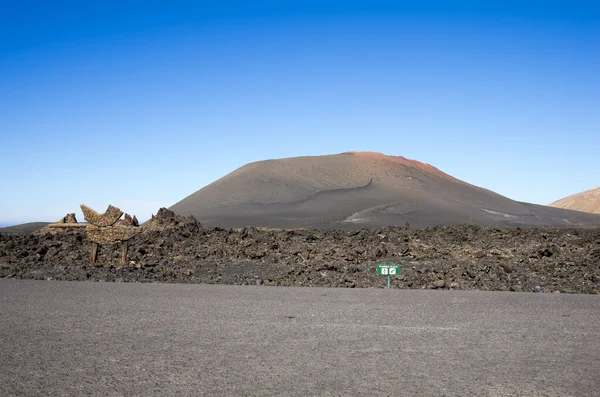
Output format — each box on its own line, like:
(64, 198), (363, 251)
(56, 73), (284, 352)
(549, 187), (600, 214)
(170, 152), (600, 229)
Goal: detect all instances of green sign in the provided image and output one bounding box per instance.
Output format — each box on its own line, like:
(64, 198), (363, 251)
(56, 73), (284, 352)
(377, 264), (400, 275)
(377, 264), (401, 288)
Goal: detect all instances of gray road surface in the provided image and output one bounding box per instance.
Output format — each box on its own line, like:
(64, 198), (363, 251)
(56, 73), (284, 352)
(0, 279), (598, 396)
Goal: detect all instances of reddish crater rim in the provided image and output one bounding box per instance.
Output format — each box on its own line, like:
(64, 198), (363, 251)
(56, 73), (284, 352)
(342, 151), (455, 181)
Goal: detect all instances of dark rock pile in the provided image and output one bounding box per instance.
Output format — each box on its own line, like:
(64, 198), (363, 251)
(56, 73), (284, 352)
(143, 208), (201, 232)
(1, 222), (599, 293)
(56, 213), (78, 224)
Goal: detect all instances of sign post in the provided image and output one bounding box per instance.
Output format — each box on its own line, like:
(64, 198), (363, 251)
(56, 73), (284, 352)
(377, 264), (401, 289)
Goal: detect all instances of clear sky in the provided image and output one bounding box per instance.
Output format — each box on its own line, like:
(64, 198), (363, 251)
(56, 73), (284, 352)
(1, 1), (599, 225)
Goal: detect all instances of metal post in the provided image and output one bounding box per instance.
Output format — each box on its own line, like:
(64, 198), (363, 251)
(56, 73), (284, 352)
(387, 274), (391, 289)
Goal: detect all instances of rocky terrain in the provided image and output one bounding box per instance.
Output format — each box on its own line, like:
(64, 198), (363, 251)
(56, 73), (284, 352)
(1, 209), (599, 294)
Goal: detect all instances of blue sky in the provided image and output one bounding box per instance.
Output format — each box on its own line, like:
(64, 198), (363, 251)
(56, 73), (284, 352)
(1, 1), (599, 225)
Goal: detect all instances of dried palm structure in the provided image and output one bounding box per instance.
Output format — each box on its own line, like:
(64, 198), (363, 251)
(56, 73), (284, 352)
(80, 204), (140, 264)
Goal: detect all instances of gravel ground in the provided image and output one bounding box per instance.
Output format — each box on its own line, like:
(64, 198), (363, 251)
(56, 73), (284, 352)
(1, 279), (598, 396)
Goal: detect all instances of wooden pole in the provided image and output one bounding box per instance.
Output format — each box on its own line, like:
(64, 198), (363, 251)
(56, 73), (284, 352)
(120, 241), (128, 265)
(90, 242), (98, 264)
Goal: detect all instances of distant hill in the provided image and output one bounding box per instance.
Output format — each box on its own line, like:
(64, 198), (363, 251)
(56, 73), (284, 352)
(0, 222), (51, 234)
(170, 152), (600, 229)
(549, 187), (600, 214)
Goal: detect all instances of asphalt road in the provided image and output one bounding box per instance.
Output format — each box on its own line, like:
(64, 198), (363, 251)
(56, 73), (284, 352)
(1, 279), (598, 397)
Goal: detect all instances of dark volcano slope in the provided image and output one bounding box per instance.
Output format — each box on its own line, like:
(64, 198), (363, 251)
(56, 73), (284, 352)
(0, 222), (51, 234)
(170, 152), (600, 229)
